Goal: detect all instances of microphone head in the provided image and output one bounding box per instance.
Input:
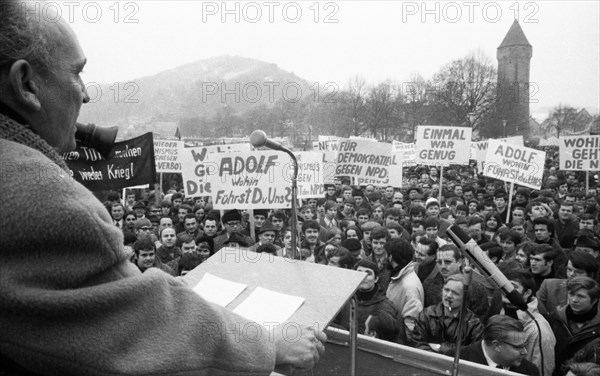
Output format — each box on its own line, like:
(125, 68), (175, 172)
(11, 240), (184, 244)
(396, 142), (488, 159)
(249, 130), (268, 148)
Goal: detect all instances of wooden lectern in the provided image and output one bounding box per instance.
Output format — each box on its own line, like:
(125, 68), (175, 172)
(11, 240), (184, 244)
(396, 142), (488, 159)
(183, 248), (366, 375)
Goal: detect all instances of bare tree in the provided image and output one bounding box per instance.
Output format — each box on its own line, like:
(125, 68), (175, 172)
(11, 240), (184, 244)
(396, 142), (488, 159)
(366, 81), (397, 140)
(546, 105), (580, 138)
(428, 51), (497, 133)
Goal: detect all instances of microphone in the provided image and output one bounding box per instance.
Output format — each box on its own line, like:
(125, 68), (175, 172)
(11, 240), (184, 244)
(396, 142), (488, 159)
(249, 130), (290, 152)
(445, 225), (528, 310)
(75, 123), (118, 159)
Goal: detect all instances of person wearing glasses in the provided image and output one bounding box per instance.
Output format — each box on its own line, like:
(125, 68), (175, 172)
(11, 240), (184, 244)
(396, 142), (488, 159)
(412, 274), (483, 354)
(445, 315), (540, 375)
(213, 210), (255, 252)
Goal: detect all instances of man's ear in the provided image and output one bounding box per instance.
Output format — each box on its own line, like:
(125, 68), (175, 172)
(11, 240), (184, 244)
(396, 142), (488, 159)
(8, 60), (42, 112)
(523, 288), (532, 301)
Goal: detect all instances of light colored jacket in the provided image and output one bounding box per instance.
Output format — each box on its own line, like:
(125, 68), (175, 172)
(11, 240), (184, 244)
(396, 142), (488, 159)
(386, 261), (424, 332)
(502, 298), (556, 376)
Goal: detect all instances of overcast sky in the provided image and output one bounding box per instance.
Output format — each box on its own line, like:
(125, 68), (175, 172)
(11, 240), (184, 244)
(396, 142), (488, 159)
(63, 0), (599, 120)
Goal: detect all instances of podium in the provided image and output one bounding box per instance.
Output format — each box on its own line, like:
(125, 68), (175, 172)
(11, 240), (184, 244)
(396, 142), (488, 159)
(183, 248), (366, 374)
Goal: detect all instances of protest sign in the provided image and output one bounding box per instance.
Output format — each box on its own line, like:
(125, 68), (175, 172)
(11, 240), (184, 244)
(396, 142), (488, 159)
(392, 141), (417, 166)
(154, 139), (183, 173)
(295, 152), (325, 198)
(416, 126), (472, 166)
(470, 136), (524, 170)
(313, 135), (341, 152)
(64, 132), (155, 191)
(559, 135), (600, 171)
(483, 139), (545, 189)
(183, 148), (294, 209)
(335, 138), (402, 188)
(208, 150), (294, 209)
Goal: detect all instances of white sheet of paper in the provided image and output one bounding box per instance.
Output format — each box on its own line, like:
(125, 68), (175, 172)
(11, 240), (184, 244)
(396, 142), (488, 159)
(192, 273), (247, 307)
(233, 286), (305, 327)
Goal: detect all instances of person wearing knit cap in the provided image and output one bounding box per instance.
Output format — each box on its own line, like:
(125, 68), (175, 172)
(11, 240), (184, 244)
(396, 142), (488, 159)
(213, 210), (255, 252)
(133, 218), (153, 240)
(385, 239), (424, 334)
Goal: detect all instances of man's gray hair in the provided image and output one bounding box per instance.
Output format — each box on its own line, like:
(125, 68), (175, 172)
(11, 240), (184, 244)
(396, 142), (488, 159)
(0, 0), (56, 74)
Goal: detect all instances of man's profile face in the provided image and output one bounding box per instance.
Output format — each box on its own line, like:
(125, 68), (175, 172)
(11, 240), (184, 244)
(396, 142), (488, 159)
(530, 253), (551, 275)
(28, 14), (89, 154)
(559, 184), (569, 194)
(494, 331), (528, 367)
(529, 205), (547, 220)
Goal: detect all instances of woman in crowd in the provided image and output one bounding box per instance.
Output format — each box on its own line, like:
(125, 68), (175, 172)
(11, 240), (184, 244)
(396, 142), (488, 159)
(344, 225), (363, 242)
(483, 211), (504, 240)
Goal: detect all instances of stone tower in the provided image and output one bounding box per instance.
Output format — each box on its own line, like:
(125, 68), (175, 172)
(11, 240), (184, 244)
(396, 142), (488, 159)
(496, 21), (532, 139)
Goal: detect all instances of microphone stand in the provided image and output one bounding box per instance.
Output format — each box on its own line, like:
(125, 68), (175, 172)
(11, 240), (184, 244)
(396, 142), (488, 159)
(284, 149), (299, 260)
(451, 266), (473, 376)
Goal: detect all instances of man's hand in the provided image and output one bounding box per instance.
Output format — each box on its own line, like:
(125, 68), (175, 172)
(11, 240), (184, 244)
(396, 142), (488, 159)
(274, 326), (327, 370)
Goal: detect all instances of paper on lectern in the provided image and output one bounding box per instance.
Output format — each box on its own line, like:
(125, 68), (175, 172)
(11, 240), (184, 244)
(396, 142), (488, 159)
(233, 286), (305, 328)
(193, 272), (247, 307)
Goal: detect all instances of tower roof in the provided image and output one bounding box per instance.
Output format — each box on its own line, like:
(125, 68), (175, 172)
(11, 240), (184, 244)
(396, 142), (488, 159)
(498, 21), (531, 48)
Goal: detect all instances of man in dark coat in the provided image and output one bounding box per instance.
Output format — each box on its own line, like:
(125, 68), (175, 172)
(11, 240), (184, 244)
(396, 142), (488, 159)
(445, 315), (540, 376)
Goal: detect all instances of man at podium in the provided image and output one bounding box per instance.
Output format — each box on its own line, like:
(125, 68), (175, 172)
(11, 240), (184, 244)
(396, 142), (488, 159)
(0, 1), (326, 374)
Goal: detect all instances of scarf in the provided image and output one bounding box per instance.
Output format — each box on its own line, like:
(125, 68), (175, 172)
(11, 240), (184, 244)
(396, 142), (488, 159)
(356, 283), (380, 303)
(0, 112), (70, 171)
(566, 302), (599, 323)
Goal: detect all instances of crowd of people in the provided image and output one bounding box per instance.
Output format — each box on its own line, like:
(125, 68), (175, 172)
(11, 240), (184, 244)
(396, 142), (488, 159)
(109, 162), (600, 376)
